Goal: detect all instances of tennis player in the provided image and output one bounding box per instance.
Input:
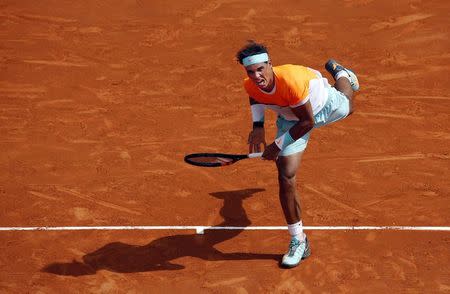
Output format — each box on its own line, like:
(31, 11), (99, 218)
(236, 41), (359, 268)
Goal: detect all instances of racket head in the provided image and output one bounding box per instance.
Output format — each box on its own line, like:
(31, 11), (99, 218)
(184, 153), (247, 167)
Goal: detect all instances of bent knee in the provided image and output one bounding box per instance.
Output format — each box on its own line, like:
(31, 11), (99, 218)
(278, 172), (296, 185)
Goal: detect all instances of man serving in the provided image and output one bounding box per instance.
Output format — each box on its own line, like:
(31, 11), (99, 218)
(236, 41), (359, 268)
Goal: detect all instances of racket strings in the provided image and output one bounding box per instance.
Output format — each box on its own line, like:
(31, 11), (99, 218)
(188, 156), (233, 165)
(184, 153), (248, 167)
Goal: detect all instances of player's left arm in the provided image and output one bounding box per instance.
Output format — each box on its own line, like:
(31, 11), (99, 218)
(287, 100), (315, 140)
(262, 100), (314, 160)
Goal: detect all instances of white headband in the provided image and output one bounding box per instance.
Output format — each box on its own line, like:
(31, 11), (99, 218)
(242, 53), (269, 67)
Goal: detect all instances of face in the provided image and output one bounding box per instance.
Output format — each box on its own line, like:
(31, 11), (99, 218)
(245, 61), (274, 91)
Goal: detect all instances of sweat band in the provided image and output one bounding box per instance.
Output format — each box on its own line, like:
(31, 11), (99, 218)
(242, 53), (269, 67)
(274, 131), (295, 150)
(253, 121), (264, 128)
(251, 104), (265, 123)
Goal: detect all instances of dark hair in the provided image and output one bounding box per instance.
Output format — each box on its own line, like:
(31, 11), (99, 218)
(236, 40), (269, 65)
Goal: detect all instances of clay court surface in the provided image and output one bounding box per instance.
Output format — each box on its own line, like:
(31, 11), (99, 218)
(1, 0), (449, 293)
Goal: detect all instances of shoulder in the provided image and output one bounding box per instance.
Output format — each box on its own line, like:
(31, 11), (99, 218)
(243, 77), (251, 87)
(275, 65), (318, 85)
(243, 77), (258, 96)
(274, 64), (310, 77)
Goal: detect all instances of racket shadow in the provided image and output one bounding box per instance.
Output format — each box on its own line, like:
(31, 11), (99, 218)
(42, 188), (280, 276)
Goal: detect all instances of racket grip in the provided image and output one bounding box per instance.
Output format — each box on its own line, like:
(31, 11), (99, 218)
(248, 152), (263, 158)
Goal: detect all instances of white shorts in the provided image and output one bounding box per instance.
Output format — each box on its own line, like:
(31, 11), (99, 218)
(276, 86), (350, 156)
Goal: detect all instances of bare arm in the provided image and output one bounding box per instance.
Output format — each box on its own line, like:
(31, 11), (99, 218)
(247, 97), (266, 153)
(262, 100), (315, 160)
(287, 100), (315, 140)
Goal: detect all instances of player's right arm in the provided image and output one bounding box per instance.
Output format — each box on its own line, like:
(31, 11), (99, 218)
(247, 97), (266, 153)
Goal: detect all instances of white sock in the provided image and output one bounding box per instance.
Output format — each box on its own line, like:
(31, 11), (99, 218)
(287, 221), (306, 241)
(335, 70), (351, 83)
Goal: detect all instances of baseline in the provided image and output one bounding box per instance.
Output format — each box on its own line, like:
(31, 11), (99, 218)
(0, 226), (449, 234)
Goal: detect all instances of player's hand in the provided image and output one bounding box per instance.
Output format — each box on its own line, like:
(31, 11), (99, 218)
(262, 142), (281, 161)
(247, 127), (266, 153)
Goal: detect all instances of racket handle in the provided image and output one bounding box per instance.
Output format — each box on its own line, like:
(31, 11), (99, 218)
(248, 152), (263, 158)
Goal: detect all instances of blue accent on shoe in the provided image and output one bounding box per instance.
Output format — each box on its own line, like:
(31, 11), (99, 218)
(325, 59), (360, 92)
(281, 237), (311, 268)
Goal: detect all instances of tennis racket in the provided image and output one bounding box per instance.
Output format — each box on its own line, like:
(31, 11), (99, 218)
(184, 152), (263, 167)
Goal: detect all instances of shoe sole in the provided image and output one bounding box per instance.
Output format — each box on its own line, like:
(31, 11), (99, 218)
(345, 69), (360, 91)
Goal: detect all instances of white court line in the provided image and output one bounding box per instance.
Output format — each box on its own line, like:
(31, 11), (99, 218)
(0, 226), (449, 234)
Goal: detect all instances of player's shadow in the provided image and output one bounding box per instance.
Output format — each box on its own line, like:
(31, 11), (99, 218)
(42, 188), (280, 276)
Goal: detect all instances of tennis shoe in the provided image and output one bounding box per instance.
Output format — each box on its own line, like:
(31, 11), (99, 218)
(325, 59), (359, 92)
(281, 236), (311, 268)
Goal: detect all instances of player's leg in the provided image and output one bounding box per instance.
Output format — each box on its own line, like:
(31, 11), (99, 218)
(325, 59), (359, 114)
(275, 116), (310, 229)
(276, 152), (303, 225)
(335, 77), (354, 100)
(276, 153), (311, 268)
